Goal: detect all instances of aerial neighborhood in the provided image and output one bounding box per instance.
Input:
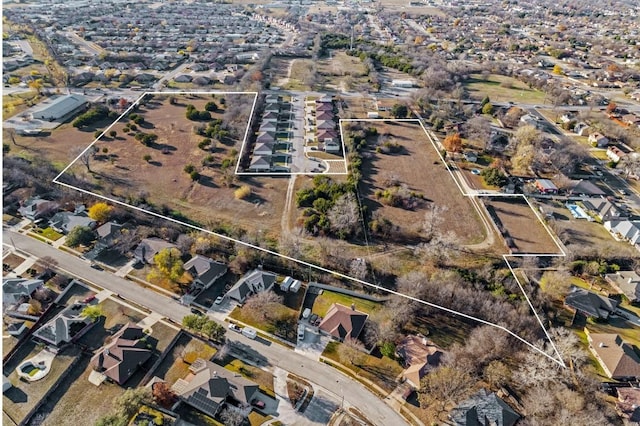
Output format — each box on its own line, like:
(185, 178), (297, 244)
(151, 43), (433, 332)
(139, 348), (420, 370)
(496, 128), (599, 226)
(3, 1), (640, 426)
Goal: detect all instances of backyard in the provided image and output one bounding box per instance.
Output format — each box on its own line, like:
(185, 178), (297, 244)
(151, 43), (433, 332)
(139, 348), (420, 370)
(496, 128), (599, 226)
(309, 289), (383, 318)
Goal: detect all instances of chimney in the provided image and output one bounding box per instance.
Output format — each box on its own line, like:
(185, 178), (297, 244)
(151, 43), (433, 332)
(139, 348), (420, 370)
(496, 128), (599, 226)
(351, 303), (355, 311)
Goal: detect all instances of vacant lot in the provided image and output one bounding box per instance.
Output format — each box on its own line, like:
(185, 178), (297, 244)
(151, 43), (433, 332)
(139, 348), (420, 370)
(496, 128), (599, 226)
(317, 52), (368, 91)
(484, 197), (560, 254)
(352, 120), (486, 244)
(464, 73), (548, 104)
(58, 94), (290, 238)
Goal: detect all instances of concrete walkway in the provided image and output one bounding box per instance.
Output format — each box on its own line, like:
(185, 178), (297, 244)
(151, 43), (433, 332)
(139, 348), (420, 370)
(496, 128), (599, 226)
(12, 255), (37, 276)
(115, 259), (136, 278)
(136, 312), (165, 331)
(52, 236), (66, 249)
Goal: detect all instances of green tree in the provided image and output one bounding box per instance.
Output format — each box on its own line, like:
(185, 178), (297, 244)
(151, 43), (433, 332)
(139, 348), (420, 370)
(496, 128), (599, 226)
(66, 225), (95, 247)
(391, 103), (409, 118)
(480, 96), (490, 107)
(481, 167), (507, 187)
(115, 387), (153, 418)
(481, 102), (494, 115)
(82, 304), (104, 322)
(143, 154), (152, 162)
(153, 248), (184, 281)
(109, 130), (117, 138)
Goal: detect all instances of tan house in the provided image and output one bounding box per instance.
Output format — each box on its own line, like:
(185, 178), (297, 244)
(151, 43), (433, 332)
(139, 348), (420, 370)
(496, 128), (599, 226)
(395, 335), (444, 388)
(585, 330), (640, 380)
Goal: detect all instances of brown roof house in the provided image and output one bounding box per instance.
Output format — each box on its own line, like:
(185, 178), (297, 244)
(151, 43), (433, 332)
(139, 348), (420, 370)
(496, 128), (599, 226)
(171, 358), (260, 418)
(91, 323), (152, 385)
(586, 330), (640, 380)
(318, 303), (368, 342)
(396, 335), (444, 388)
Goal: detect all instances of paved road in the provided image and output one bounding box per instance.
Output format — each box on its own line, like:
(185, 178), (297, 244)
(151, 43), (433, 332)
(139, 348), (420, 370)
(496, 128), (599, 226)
(3, 229), (407, 426)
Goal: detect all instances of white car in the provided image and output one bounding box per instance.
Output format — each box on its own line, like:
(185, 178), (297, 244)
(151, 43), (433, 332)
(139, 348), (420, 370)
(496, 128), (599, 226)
(214, 296), (224, 305)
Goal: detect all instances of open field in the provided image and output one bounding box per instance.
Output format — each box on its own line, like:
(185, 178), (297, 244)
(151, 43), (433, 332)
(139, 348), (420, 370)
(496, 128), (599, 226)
(3, 343), (80, 425)
(464, 73), (548, 104)
(351, 120), (486, 244)
(57, 93), (291, 239)
(483, 197), (560, 254)
(230, 303), (299, 343)
(317, 51), (369, 92)
(4, 116), (115, 170)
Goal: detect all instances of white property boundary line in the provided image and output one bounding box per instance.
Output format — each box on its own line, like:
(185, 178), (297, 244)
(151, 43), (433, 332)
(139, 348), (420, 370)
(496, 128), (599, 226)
(54, 105), (567, 368)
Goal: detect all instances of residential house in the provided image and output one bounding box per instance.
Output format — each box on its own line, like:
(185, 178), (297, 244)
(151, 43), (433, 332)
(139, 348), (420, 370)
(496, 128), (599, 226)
(315, 103), (333, 112)
(3, 278), (42, 309)
(582, 198), (625, 221)
(318, 303), (368, 342)
(396, 335), (444, 389)
(535, 179), (558, 194)
(616, 388), (640, 423)
(91, 323), (152, 385)
(174, 74), (193, 83)
(449, 389), (521, 426)
(226, 269), (276, 303)
(32, 301), (93, 347)
(95, 221), (124, 250)
(588, 132), (609, 147)
(607, 146), (626, 163)
(259, 121), (277, 133)
(315, 111), (334, 121)
(605, 270), (640, 303)
(574, 122), (590, 136)
(256, 131), (276, 144)
(48, 209), (96, 234)
(134, 238), (178, 264)
(316, 120), (335, 130)
(463, 151), (478, 162)
(253, 142), (274, 156)
(249, 155), (271, 172)
(604, 220), (640, 248)
(18, 197), (59, 221)
(585, 330), (640, 380)
(171, 358), (260, 418)
(622, 113), (640, 129)
(564, 287), (619, 320)
(316, 129), (338, 140)
(569, 180), (606, 197)
(323, 140), (341, 153)
(184, 255), (228, 291)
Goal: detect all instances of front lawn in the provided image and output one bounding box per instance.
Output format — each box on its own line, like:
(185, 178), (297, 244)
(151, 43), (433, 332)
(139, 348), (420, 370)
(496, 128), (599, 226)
(216, 355), (276, 395)
(34, 227), (63, 241)
(229, 304), (299, 343)
(322, 341), (402, 393)
(311, 290), (382, 317)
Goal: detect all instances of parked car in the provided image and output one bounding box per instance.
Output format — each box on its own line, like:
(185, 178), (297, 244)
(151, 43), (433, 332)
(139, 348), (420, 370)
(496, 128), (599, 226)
(309, 313), (318, 324)
(298, 325), (305, 341)
(214, 296), (224, 305)
(242, 327), (257, 339)
(228, 323), (242, 333)
(190, 307), (204, 316)
(89, 263), (103, 271)
(83, 295), (96, 303)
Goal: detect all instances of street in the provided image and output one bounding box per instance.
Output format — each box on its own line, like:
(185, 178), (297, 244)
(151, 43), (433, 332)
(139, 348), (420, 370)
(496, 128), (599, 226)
(2, 229), (408, 426)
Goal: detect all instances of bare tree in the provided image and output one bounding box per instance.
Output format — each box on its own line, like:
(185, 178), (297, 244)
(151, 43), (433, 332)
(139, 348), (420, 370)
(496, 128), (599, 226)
(337, 337), (366, 367)
(418, 366), (474, 414)
(244, 291), (283, 322)
(328, 192), (361, 238)
(219, 407), (244, 426)
(463, 116), (491, 149)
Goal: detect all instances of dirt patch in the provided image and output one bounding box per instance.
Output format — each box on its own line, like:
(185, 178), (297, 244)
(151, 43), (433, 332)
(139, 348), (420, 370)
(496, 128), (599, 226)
(483, 197), (560, 254)
(352, 120), (485, 244)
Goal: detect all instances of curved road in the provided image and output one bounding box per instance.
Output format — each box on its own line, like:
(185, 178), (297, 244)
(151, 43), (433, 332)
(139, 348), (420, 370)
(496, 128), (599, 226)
(3, 229), (407, 426)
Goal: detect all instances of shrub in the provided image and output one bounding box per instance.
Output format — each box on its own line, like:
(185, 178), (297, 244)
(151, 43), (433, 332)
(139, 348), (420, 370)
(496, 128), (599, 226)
(189, 170), (200, 181)
(143, 154), (152, 162)
(234, 185), (251, 200)
(184, 164), (195, 173)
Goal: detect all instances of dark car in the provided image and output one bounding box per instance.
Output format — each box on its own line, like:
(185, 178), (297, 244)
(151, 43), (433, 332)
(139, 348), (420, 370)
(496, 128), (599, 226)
(89, 263), (103, 271)
(190, 308), (204, 316)
(309, 313), (318, 324)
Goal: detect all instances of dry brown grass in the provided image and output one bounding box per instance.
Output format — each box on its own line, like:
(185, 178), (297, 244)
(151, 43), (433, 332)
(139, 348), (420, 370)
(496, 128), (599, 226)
(484, 197), (560, 254)
(58, 94), (289, 238)
(353, 120), (485, 244)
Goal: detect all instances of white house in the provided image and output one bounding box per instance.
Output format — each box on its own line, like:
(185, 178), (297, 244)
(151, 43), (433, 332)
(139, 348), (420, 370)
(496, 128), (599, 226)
(588, 132), (609, 147)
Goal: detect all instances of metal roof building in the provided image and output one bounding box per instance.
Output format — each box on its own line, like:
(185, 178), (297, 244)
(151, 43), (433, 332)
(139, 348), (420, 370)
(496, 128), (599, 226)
(31, 94), (88, 122)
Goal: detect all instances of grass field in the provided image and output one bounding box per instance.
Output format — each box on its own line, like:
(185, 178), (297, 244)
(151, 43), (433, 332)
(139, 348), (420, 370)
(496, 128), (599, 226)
(464, 73), (548, 104)
(311, 290), (383, 317)
(56, 93), (290, 240)
(215, 354), (276, 394)
(229, 303), (299, 343)
(351, 120), (486, 244)
(484, 197), (560, 254)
